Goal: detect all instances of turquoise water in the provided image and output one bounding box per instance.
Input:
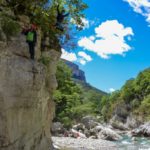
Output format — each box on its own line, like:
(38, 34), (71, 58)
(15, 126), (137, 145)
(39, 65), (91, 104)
(116, 135), (150, 150)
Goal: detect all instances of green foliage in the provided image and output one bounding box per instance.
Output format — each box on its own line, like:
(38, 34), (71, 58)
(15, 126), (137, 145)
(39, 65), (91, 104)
(73, 81), (107, 120)
(100, 68), (150, 122)
(72, 102), (96, 119)
(54, 61), (106, 126)
(5, 0), (47, 15)
(53, 61), (82, 127)
(60, 116), (72, 128)
(134, 69), (150, 99)
(137, 94), (150, 120)
(39, 56), (51, 66)
(120, 79), (135, 103)
(5, 0), (88, 49)
(6, 0), (88, 28)
(54, 0), (88, 29)
(99, 91), (122, 121)
(131, 99), (140, 108)
(1, 15), (20, 40)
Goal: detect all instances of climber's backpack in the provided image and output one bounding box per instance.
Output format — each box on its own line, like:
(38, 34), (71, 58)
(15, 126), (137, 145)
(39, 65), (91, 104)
(26, 31), (34, 42)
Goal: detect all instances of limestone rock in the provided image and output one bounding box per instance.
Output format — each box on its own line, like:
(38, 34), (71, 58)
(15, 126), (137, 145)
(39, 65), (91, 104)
(72, 123), (85, 131)
(0, 27), (7, 42)
(126, 115), (139, 129)
(98, 127), (122, 141)
(70, 129), (87, 139)
(110, 116), (128, 131)
(110, 114), (139, 130)
(81, 116), (98, 129)
(0, 34), (61, 150)
(51, 122), (64, 136)
(18, 15), (30, 25)
(65, 60), (86, 82)
(132, 122), (150, 137)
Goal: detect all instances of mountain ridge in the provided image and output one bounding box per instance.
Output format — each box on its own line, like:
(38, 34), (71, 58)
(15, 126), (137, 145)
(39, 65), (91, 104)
(63, 59), (107, 96)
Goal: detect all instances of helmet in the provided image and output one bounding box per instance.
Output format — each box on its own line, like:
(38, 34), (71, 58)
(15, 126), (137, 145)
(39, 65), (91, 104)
(31, 24), (37, 30)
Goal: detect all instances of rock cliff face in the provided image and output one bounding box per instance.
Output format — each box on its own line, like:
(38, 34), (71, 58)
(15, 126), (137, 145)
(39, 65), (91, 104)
(64, 60), (107, 96)
(0, 14), (60, 150)
(65, 60), (86, 82)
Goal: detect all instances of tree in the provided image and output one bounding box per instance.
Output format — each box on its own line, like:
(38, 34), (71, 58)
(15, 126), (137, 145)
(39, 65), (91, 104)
(134, 68), (150, 99)
(100, 68), (150, 122)
(53, 61), (82, 127)
(120, 79), (135, 103)
(4, 0), (88, 50)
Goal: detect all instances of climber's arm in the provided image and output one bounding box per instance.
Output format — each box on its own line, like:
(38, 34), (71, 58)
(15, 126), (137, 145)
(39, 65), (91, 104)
(57, 4), (60, 15)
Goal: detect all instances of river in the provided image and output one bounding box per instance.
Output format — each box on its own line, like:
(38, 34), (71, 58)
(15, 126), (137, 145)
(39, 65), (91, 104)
(53, 136), (150, 150)
(116, 135), (150, 150)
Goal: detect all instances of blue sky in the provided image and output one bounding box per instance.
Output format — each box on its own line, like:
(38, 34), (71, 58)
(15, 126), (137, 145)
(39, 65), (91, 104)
(61, 0), (150, 92)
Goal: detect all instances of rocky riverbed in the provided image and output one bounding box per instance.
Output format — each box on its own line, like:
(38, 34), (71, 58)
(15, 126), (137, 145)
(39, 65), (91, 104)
(52, 137), (118, 150)
(51, 116), (150, 150)
(52, 136), (150, 150)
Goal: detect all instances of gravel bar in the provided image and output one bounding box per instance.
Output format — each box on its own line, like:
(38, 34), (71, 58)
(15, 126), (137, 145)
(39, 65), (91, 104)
(52, 137), (119, 150)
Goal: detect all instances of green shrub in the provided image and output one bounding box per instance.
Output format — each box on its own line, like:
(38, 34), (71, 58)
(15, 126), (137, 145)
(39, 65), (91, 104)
(1, 17), (20, 40)
(138, 95), (150, 121)
(60, 116), (72, 128)
(39, 56), (51, 66)
(72, 102), (95, 119)
(131, 99), (140, 108)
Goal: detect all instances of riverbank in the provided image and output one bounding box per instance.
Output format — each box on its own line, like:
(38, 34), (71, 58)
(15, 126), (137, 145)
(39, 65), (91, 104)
(52, 136), (150, 150)
(52, 137), (118, 150)
(51, 119), (150, 150)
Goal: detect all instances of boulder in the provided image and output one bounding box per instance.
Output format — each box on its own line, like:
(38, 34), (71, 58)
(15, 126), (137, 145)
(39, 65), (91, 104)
(88, 124), (104, 137)
(132, 122), (150, 137)
(70, 129), (86, 139)
(94, 125), (104, 132)
(84, 123), (122, 141)
(72, 123), (85, 131)
(111, 120), (128, 131)
(110, 115), (128, 130)
(81, 116), (98, 129)
(84, 129), (91, 138)
(98, 127), (122, 141)
(51, 122), (64, 136)
(110, 114), (139, 130)
(125, 115), (139, 129)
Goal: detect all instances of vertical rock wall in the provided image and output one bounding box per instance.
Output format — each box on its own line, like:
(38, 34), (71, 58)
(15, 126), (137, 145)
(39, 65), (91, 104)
(0, 20), (61, 150)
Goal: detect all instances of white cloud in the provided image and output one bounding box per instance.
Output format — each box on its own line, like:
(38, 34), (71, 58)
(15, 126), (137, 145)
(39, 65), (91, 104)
(61, 49), (77, 62)
(109, 88), (116, 93)
(78, 20), (134, 59)
(81, 18), (90, 29)
(77, 51), (93, 65)
(78, 51), (92, 61)
(61, 49), (92, 65)
(79, 59), (86, 65)
(95, 20), (133, 38)
(89, 36), (95, 41)
(124, 0), (150, 24)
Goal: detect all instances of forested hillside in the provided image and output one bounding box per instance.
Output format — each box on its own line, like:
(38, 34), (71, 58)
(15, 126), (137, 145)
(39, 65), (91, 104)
(100, 68), (150, 123)
(54, 61), (150, 127)
(53, 61), (106, 127)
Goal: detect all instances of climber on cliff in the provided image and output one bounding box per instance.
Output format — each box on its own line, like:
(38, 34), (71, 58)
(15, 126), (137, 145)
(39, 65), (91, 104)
(22, 24), (37, 60)
(55, 4), (69, 31)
